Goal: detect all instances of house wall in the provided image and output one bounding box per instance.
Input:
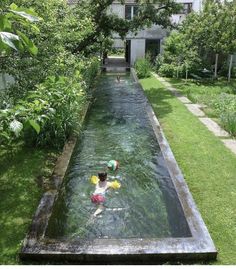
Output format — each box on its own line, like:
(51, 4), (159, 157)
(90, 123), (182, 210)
(130, 39), (146, 65)
(110, 0), (202, 66)
(108, 3), (125, 18)
(171, 0), (202, 24)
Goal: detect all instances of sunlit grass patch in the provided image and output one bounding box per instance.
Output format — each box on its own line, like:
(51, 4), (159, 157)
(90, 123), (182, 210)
(0, 146), (58, 264)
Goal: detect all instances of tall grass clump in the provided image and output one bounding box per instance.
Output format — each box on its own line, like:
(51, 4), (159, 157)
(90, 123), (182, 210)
(220, 112), (236, 136)
(212, 93), (236, 136)
(135, 58), (152, 79)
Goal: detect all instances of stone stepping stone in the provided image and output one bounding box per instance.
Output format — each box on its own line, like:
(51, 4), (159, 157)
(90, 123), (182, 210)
(167, 86), (181, 96)
(177, 96), (192, 103)
(185, 104), (205, 117)
(163, 81), (172, 87)
(221, 139), (236, 155)
(199, 118), (230, 137)
(154, 74), (164, 81)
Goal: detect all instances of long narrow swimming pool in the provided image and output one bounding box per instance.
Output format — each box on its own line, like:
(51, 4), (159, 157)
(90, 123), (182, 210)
(21, 72), (217, 263)
(46, 73), (190, 239)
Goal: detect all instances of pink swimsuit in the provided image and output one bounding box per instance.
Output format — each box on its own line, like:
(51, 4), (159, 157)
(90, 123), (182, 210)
(91, 181), (109, 204)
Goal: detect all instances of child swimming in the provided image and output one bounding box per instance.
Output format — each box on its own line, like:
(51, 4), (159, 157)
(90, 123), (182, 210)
(90, 171), (121, 216)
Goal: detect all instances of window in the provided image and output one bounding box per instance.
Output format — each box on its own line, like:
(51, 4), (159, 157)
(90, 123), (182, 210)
(182, 3), (193, 14)
(125, 5), (139, 20)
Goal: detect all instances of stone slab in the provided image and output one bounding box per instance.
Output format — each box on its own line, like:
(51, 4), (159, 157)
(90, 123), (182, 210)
(221, 139), (236, 155)
(162, 81), (172, 87)
(177, 96), (192, 104)
(199, 118), (230, 137)
(185, 104), (205, 117)
(167, 87), (180, 96)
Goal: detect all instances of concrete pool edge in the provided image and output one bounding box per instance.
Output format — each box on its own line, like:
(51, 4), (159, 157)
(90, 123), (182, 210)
(20, 71), (217, 264)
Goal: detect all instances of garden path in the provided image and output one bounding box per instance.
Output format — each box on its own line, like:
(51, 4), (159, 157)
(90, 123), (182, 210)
(152, 73), (236, 156)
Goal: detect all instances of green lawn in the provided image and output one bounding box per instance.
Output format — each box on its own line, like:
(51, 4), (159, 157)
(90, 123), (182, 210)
(140, 75), (236, 265)
(0, 146), (58, 264)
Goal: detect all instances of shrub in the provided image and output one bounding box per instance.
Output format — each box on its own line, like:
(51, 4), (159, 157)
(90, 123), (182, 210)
(158, 63), (184, 78)
(154, 54), (164, 72)
(220, 112), (236, 136)
(210, 93), (236, 137)
(0, 58), (100, 149)
(82, 57), (101, 90)
(0, 75), (86, 149)
(27, 74), (87, 148)
(134, 58), (152, 79)
(232, 67), (236, 78)
(212, 93), (236, 114)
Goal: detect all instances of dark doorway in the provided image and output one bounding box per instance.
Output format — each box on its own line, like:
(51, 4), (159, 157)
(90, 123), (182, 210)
(145, 39), (160, 63)
(125, 40), (131, 64)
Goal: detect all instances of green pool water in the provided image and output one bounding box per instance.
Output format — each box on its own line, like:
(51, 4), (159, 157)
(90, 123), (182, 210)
(46, 73), (190, 240)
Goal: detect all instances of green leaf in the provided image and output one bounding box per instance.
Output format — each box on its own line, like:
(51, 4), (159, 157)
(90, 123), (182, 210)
(10, 10), (40, 22)
(0, 31), (19, 50)
(17, 31), (38, 55)
(9, 3), (18, 10)
(0, 15), (11, 31)
(29, 119), (40, 134)
(31, 24), (40, 34)
(0, 132), (10, 140)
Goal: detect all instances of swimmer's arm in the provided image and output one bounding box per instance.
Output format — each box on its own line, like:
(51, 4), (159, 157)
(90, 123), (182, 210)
(107, 181), (121, 190)
(107, 182), (112, 189)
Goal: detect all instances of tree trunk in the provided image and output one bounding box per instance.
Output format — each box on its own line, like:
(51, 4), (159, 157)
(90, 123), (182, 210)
(228, 54), (233, 83)
(185, 69), (188, 83)
(214, 53), (219, 78)
(2, 73), (6, 89)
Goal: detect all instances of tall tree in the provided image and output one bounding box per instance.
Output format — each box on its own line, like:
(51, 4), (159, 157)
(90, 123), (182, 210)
(181, 1), (236, 79)
(221, 2), (236, 82)
(70, 0), (181, 54)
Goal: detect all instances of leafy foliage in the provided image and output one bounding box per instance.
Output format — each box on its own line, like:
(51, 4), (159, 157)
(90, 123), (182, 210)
(213, 93), (236, 115)
(0, 57), (100, 149)
(156, 31), (201, 78)
(0, 0), (180, 150)
(0, 3), (40, 55)
(135, 58), (152, 78)
(157, 2), (236, 80)
(69, 0), (181, 54)
(220, 112), (236, 136)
